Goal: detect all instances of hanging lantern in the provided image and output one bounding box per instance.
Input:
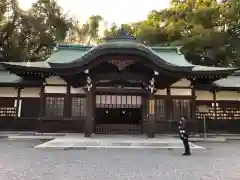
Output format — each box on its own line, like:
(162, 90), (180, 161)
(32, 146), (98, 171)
(148, 77), (155, 93)
(86, 76), (92, 91)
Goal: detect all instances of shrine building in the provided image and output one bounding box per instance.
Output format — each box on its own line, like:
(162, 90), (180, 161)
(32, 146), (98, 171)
(0, 31), (239, 137)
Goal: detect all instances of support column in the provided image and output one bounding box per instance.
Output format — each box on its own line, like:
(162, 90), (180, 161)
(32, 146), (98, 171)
(15, 87), (21, 119)
(64, 84), (71, 117)
(191, 87), (197, 133)
(38, 83), (45, 132)
(92, 81), (96, 133)
(166, 87), (171, 132)
(141, 96), (147, 133)
(147, 94), (155, 138)
(84, 76), (96, 137)
(213, 90), (217, 121)
(39, 84), (45, 118)
(146, 77), (156, 138)
(191, 87), (197, 120)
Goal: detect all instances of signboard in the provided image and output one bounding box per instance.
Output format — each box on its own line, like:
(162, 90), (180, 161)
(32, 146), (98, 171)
(198, 105), (211, 113)
(149, 100), (155, 114)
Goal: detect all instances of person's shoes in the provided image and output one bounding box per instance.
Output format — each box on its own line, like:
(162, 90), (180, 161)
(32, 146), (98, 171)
(182, 153), (191, 156)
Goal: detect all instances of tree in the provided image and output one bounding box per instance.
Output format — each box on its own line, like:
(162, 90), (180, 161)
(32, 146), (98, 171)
(1, 0), (240, 67)
(0, 0), (73, 62)
(87, 15), (103, 44)
(0, 0), (22, 61)
(66, 15), (103, 45)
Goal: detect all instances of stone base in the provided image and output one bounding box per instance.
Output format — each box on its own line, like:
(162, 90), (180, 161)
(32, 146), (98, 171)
(35, 134), (205, 150)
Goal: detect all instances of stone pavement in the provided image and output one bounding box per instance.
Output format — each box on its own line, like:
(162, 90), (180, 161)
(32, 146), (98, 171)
(3, 132), (227, 142)
(34, 134), (205, 150)
(1, 140), (240, 180)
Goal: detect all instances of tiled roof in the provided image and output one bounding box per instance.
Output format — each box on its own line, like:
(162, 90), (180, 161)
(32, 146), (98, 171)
(45, 43), (236, 73)
(4, 61), (50, 68)
(47, 44), (189, 66)
(0, 70), (22, 84)
(213, 75), (240, 89)
(232, 70), (240, 76)
(0, 70), (42, 86)
(46, 49), (89, 64)
(0, 43), (238, 87)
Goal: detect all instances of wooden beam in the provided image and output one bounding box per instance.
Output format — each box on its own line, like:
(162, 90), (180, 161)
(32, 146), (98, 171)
(94, 73), (148, 81)
(87, 87), (148, 95)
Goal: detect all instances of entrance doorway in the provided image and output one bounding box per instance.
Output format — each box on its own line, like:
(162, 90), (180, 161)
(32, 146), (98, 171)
(96, 108), (141, 124)
(95, 95), (142, 134)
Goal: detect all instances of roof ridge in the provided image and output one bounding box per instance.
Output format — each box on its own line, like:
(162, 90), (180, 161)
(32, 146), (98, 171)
(58, 44), (93, 50)
(150, 46), (181, 53)
(57, 43), (181, 53)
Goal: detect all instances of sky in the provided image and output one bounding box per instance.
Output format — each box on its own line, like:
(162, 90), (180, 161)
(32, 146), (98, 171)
(19, 0), (170, 25)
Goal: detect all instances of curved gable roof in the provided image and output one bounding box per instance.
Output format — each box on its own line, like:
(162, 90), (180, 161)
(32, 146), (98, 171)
(48, 43), (189, 66)
(0, 42), (238, 76)
(47, 41), (194, 73)
(46, 43), (237, 74)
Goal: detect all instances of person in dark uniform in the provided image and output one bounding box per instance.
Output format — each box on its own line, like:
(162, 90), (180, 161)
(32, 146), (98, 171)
(179, 116), (191, 156)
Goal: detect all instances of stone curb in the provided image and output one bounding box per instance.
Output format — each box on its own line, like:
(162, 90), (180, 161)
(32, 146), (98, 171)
(189, 137), (227, 143)
(0, 136), (228, 143)
(0, 133), (232, 143)
(35, 146), (206, 150)
(7, 136), (56, 140)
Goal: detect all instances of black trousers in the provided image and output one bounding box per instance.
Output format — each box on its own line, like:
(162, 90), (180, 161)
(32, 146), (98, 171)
(182, 138), (190, 154)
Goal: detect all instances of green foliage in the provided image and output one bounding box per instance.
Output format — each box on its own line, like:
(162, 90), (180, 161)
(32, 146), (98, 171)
(1, 0), (240, 67)
(0, 0), (73, 62)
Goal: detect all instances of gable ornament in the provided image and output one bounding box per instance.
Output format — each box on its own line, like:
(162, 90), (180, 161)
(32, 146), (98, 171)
(108, 60), (134, 70)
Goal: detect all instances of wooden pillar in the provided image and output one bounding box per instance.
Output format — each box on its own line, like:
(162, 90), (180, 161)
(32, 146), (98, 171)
(141, 96), (147, 133)
(39, 84), (45, 117)
(92, 82), (96, 133)
(191, 87), (197, 120)
(15, 87), (21, 119)
(147, 93), (155, 138)
(191, 87), (197, 133)
(166, 87), (171, 132)
(84, 78), (96, 137)
(213, 90), (217, 121)
(64, 84), (71, 117)
(38, 83), (45, 132)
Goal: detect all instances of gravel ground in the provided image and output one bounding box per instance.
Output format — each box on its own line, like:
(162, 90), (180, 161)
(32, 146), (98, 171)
(0, 140), (240, 180)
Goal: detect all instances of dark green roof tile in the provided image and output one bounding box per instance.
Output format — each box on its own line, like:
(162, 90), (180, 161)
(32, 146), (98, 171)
(0, 70), (42, 86)
(47, 43), (236, 72)
(152, 47), (192, 67)
(0, 70), (22, 84)
(0, 43), (237, 74)
(192, 65), (237, 72)
(214, 76), (240, 88)
(2, 61), (50, 68)
(47, 43), (191, 67)
(46, 49), (89, 64)
(233, 70), (240, 76)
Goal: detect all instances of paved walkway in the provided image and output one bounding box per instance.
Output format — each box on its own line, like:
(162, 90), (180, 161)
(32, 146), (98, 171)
(1, 140), (240, 180)
(34, 134), (205, 150)
(2, 132), (227, 142)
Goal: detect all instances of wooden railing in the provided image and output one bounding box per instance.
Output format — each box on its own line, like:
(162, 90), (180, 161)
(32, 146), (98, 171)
(95, 124), (142, 134)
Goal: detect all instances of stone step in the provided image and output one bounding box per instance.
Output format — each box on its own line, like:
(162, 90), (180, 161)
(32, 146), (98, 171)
(35, 139), (205, 150)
